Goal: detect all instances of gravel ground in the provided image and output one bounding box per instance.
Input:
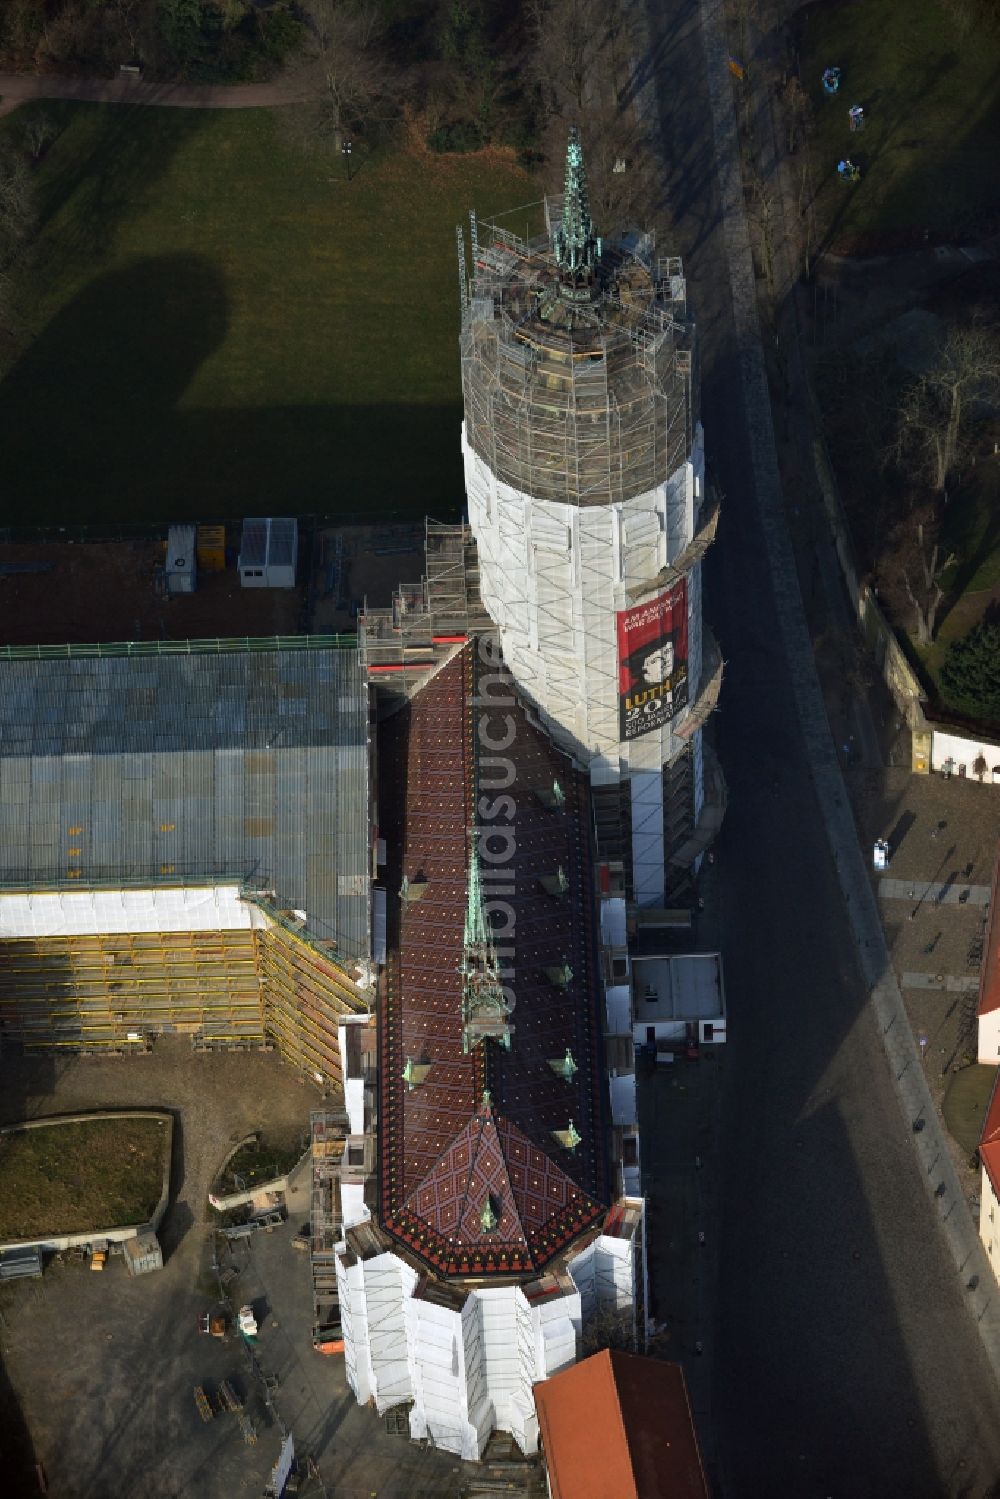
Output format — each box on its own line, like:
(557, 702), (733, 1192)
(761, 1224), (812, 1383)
(0, 1041), (468, 1498)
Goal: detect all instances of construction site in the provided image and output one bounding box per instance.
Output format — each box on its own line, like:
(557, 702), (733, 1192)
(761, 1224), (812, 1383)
(460, 218), (695, 510)
(0, 131), (719, 1496)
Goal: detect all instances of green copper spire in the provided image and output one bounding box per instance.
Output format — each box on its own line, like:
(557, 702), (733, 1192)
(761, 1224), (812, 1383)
(481, 1195), (498, 1232)
(462, 836), (512, 1048)
(464, 837), (491, 949)
(554, 128), (599, 280)
(548, 1048), (578, 1081)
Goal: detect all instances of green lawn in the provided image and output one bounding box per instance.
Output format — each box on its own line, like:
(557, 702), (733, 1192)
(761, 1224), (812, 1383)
(219, 1137), (302, 1194)
(0, 1116), (166, 1239)
(797, 0), (1000, 252)
(943, 1064), (996, 1163)
(0, 105), (537, 528)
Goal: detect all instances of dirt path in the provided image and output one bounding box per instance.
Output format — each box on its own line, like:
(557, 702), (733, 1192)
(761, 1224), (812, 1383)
(0, 69), (311, 117)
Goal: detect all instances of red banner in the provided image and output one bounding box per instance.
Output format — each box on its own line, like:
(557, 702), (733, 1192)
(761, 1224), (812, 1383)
(617, 581), (688, 741)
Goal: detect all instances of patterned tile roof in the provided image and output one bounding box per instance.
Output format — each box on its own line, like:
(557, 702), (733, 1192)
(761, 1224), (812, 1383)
(378, 642), (607, 1277)
(391, 1099), (600, 1275)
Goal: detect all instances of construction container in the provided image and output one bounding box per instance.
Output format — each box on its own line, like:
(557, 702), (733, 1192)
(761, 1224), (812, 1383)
(238, 517), (298, 589)
(0, 1246), (42, 1280)
(196, 524), (226, 573)
(165, 525), (197, 594)
(123, 1229), (163, 1276)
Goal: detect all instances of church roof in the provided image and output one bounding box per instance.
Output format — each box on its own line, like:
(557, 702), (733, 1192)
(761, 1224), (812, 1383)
(394, 1097), (602, 1276)
(377, 643), (607, 1277)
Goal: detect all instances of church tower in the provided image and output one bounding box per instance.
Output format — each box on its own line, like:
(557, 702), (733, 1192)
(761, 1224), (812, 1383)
(459, 130), (723, 903)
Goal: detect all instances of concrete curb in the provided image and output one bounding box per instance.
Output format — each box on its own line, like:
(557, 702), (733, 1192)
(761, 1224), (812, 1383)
(696, 0), (1000, 1378)
(208, 1139), (310, 1212)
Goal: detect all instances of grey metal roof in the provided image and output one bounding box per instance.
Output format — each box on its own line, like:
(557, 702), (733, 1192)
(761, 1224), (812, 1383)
(0, 644), (370, 958)
(239, 519), (269, 569)
(268, 518), (297, 568)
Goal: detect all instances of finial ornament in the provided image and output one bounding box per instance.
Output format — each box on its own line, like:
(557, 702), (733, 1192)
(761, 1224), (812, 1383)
(553, 128), (599, 282)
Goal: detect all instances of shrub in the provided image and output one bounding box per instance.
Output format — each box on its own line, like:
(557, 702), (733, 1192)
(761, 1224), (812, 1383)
(941, 612), (1000, 719)
(427, 119), (483, 154)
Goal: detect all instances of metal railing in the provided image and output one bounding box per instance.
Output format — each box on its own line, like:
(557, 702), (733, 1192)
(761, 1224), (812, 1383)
(0, 633), (358, 663)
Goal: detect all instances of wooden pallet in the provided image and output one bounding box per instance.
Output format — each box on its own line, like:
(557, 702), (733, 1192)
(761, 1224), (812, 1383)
(193, 1386), (214, 1423)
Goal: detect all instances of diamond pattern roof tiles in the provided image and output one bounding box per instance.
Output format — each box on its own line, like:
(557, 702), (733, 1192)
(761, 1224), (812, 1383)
(378, 642), (607, 1277)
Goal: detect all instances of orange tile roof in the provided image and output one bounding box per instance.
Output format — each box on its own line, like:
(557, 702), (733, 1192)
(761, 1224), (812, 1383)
(977, 843), (1000, 1017)
(534, 1350), (709, 1499)
(979, 1068), (1000, 1199)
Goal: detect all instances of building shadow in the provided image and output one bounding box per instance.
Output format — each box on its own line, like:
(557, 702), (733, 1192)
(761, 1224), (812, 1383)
(0, 253), (228, 532)
(0, 252), (466, 530)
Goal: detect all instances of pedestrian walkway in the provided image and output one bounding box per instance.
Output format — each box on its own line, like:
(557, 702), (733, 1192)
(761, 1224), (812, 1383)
(879, 878), (990, 906)
(901, 972), (981, 992)
(0, 69), (310, 117)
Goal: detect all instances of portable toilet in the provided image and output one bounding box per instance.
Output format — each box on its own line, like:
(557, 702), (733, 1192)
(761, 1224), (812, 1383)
(165, 524), (197, 594)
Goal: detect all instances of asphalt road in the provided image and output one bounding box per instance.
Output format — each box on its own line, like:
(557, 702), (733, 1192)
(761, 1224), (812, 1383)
(644, 0), (1000, 1493)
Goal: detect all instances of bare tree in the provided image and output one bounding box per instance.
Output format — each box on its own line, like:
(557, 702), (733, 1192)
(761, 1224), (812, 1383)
(897, 509), (956, 647)
(0, 146), (34, 336)
(529, 0), (652, 231)
(747, 167), (776, 299)
(109, 0), (142, 58)
(22, 111), (58, 162)
(286, 0), (394, 150)
(0, 148), (35, 258)
(580, 1303), (637, 1357)
(529, 0), (605, 118)
(893, 321), (1000, 496)
(795, 151), (818, 281)
(782, 77), (813, 156)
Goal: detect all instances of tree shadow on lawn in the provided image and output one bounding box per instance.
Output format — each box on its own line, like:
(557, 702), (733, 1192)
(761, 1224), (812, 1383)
(0, 252), (466, 529)
(936, 469), (1000, 642)
(23, 101), (209, 262)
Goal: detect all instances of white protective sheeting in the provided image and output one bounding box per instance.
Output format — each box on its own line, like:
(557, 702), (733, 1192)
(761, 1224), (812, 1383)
(600, 896), (627, 950)
(337, 1251), (372, 1405)
(567, 1230), (638, 1321)
(365, 1254), (418, 1413)
(605, 984), (632, 1035)
(339, 1182), (369, 1230)
(373, 887), (387, 965)
(341, 1249), (595, 1460)
(0, 883), (264, 938)
(465, 425), (705, 777)
(406, 1297), (483, 1459)
(609, 1071), (637, 1127)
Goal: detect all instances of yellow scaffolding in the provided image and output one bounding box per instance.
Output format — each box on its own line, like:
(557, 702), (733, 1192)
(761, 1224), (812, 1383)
(257, 925), (366, 1085)
(0, 930), (265, 1054)
(0, 919), (369, 1079)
